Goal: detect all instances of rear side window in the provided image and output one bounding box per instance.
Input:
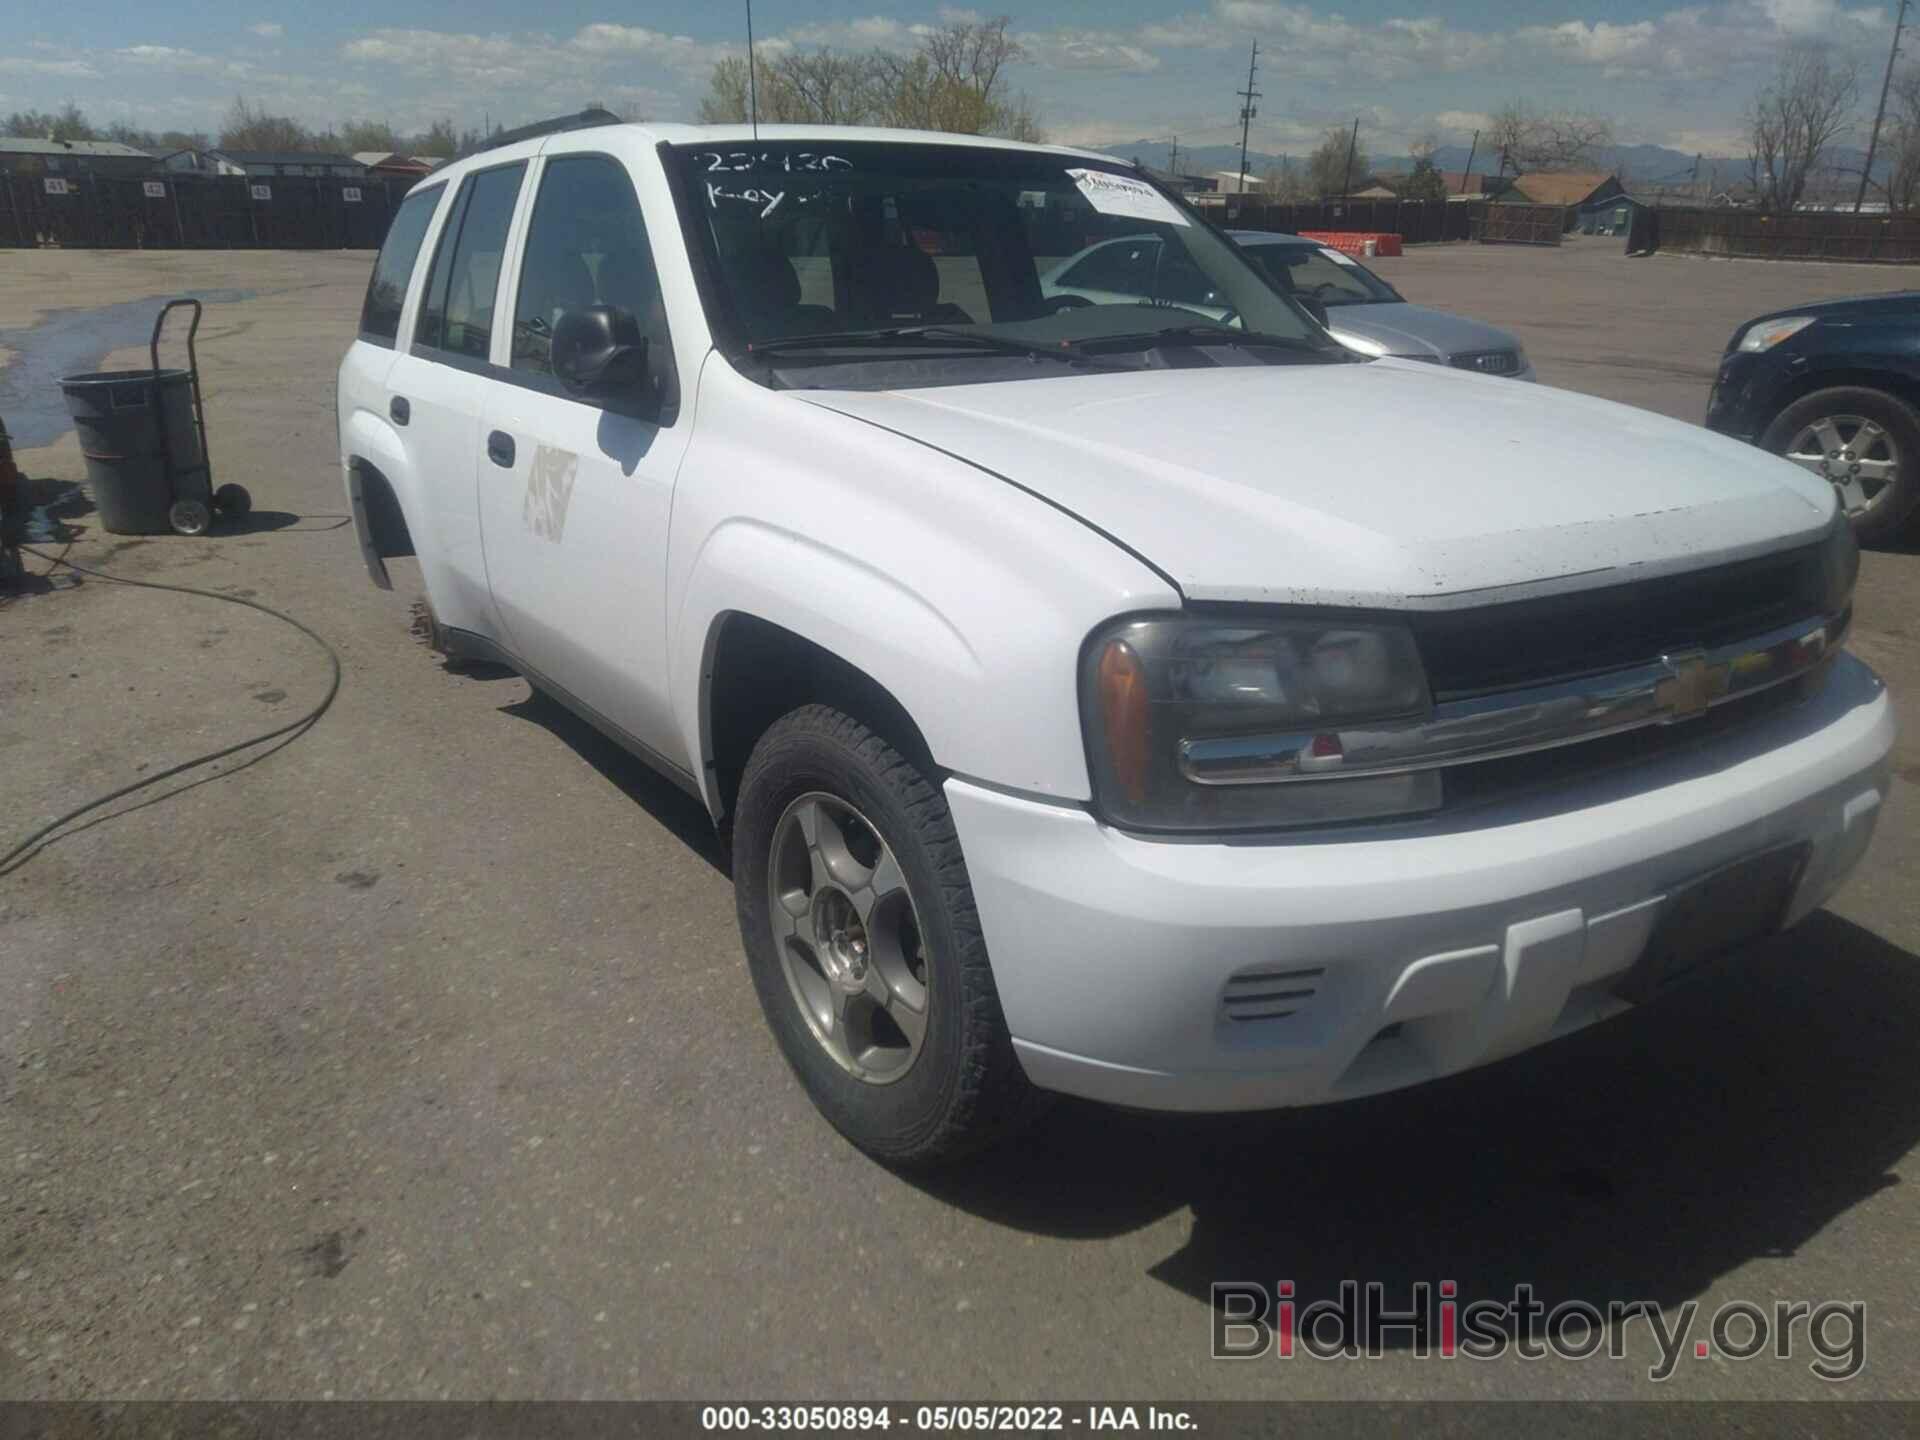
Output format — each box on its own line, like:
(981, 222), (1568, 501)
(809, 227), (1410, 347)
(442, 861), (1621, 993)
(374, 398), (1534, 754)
(358, 184), (442, 346)
(414, 162), (526, 359)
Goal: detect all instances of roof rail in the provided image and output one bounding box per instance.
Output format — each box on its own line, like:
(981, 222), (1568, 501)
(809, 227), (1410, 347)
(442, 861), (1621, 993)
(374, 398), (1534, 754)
(465, 108), (622, 157)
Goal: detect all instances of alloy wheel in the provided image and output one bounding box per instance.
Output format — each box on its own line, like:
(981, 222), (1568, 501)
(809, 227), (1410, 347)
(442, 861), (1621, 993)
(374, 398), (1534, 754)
(1783, 413), (1900, 518)
(766, 792), (931, 1084)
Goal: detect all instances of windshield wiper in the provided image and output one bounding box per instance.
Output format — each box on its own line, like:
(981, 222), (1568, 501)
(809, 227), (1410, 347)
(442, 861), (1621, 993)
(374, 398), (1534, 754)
(746, 326), (1114, 367)
(1066, 324), (1338, 355)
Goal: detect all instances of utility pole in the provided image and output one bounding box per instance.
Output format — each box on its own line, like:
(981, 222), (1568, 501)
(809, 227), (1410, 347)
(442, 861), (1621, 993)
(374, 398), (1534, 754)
(1460, 129), (1479, 193)
(1340, 116), (1360, 199)
(1236, 41), (1261, 194)
(1859, 0), (1911, 212)
(1167, 135), (1181, 177)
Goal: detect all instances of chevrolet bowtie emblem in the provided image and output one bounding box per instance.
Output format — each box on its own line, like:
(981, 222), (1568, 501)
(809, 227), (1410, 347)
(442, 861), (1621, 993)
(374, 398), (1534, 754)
(1655, 651), (1724, 722)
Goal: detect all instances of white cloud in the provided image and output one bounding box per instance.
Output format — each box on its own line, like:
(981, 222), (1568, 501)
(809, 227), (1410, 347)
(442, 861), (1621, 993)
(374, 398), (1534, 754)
(0, 56), (102, 80)
(248, 23), (284, 40)
(570, 24), (736, 69)
(1017, 30), (1162, 74)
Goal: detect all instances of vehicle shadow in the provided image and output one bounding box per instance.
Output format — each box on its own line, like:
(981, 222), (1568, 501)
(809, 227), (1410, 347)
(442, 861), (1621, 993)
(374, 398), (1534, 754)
(911, 910), (1920, 1341)
(496, 684), (729, 876)
(224, 508), (351, 534)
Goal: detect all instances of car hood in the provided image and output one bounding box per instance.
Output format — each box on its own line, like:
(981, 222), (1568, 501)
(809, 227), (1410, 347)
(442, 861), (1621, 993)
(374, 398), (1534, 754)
(800, 360), (1834, 607)
(1326, 301), (1518, 360)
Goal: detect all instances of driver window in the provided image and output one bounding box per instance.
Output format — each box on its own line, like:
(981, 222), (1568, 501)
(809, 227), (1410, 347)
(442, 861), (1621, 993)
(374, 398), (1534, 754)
(1266, 249), (1376, 305)
(512, 155), (672, 386)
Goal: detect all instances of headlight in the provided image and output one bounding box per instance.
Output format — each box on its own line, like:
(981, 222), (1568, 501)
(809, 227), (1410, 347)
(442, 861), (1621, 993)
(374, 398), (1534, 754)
(1082, 615), (1438, 831)
(1737, 316), (1815, 352)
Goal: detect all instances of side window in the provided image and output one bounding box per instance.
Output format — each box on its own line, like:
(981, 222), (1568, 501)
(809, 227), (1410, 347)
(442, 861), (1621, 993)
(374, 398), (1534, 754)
(414, 162), (525, 359)
(359, 183), (442, 346)
(1059, 240), (1157, 294)
(1269, 249), (1376, 305)
(511, 155), (672, 397)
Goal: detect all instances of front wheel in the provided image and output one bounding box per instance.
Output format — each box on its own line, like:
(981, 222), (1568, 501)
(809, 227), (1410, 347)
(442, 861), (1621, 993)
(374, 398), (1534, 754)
(732, 705), (1037, 1165)
(1760, 385), (1920, 545)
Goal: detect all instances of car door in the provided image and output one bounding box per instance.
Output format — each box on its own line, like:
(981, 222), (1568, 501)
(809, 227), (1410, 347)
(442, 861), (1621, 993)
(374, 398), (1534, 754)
(476, 148), (692, 768)
(386, 160), (527, 634)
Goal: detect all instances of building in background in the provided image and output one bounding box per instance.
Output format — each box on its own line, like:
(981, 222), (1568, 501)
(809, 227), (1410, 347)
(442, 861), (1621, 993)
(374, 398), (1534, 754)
(353, 153), (444, 182)
(0, 138), (156, 179)
(197, 151), (366, 179)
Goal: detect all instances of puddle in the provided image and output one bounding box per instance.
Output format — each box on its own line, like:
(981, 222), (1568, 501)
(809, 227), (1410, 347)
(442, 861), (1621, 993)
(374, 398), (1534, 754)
(0, 289), (256, 450)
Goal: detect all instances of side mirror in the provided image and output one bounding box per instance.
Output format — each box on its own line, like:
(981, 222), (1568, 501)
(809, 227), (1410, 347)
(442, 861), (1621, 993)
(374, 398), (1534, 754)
(551, 304), (648, 397)
(1297, 296), (1329, 329)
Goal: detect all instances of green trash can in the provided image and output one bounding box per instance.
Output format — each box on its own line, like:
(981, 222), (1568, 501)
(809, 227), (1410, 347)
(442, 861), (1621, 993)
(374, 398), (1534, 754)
(58, 368), (208, 535)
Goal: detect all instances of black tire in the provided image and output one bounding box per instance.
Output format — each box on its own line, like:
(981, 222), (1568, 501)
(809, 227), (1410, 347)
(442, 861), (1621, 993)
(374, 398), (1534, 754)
(1759, 385), (1920, 546)
(214, 482), (252, 518)
(733, 704), (1037, 1165)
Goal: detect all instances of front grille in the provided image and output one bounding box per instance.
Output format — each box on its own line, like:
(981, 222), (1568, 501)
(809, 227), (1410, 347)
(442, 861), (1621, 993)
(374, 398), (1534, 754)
(1409, 543), (1828, 700)
(1448, 348), (1520, 376)
(1442, 672), (1818, 814)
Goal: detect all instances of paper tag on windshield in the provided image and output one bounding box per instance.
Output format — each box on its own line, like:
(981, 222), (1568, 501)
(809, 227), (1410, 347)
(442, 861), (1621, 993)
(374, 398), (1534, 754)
(1066, 169), (1190, 227)
(1320, 247), (1359, 265)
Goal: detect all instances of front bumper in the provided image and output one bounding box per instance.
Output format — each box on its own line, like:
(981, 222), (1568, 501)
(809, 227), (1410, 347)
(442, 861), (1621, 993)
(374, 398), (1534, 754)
(948, 653), (1893, 1112)
(1705, 350), (1787, 441)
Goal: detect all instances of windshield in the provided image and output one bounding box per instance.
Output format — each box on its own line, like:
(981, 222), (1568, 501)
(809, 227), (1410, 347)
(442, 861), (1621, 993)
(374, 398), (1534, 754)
(1240, 242), (1401, 307)
(668, 140), (1336, 379)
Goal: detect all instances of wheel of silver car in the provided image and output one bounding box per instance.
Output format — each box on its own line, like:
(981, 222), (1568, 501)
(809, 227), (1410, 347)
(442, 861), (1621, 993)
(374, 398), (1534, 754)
(1762, 385), (1920, 545)
(732, 704), (1038, 1164)
(1781, 413), (1898, 519)
(767, 791), (930, 1084)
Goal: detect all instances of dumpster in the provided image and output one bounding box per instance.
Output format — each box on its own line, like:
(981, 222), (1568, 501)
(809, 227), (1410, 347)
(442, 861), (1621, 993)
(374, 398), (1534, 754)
(58, 368), (206, 535)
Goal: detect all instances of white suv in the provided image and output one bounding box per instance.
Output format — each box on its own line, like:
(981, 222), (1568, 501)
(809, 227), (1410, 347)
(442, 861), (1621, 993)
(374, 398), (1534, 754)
(339, 118), (1894, 1164)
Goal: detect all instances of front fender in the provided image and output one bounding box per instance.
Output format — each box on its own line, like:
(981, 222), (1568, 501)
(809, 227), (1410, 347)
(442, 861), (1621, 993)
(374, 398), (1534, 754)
(666, 362), (1179, 813)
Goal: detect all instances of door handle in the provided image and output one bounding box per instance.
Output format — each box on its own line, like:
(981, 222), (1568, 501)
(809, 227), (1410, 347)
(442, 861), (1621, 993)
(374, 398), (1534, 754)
(486, 430), (516, 468)
(389, 395), (410, 425)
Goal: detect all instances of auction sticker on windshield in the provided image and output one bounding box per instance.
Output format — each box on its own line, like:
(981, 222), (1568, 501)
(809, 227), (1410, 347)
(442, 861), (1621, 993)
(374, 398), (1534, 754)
(1065, 169), (1190, 227)
(1320, 248), (1359, 265)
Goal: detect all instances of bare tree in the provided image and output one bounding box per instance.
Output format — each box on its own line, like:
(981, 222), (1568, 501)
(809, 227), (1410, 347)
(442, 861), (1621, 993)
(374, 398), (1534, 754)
(1747, 42), (1860, 212)
(220, 96), (315, 153)
(775, 49), (880, 125)
(700, 13), (1039, 138)
(4, 104), (95, 141)
(1489, 100), (1614, 174)
(1406, 128), (1440, 164)
(1307, 125), (1368, 197)
(1873, 66), (1920, 211)
(340, 118), (401, 154)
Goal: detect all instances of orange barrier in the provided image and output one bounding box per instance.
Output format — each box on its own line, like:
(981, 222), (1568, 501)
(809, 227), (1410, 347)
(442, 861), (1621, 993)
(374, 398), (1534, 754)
(1298, 230), (1403, 258)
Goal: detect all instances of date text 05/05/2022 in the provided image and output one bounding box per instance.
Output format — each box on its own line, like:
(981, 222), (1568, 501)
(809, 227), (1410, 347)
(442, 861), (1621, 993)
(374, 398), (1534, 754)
(699, 1406), (1198, 1431)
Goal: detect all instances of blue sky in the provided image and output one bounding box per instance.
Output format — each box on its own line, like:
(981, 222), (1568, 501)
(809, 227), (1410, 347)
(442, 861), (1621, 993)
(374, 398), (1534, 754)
(0, 2), (1897, 159)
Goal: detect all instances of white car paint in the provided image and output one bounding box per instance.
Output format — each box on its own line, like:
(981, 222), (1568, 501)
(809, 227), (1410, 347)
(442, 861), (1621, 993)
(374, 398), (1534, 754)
(338, 123), (1893, 1115)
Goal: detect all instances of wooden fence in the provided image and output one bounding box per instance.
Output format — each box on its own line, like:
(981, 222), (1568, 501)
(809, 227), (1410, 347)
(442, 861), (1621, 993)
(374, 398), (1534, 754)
(1470, 205), (1566, 246)
(1642, 207), (1920, 263)
(1206, 195), (1490, 245)
(0, 172), (417, 251)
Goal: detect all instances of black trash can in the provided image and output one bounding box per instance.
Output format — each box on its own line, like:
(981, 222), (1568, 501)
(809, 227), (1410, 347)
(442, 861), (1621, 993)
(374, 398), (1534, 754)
(59, 369), (208, 535)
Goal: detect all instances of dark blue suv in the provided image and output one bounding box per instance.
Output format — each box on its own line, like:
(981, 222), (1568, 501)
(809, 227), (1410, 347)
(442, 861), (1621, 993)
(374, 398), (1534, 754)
(1706, 292), (1920, 545)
